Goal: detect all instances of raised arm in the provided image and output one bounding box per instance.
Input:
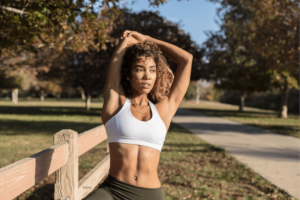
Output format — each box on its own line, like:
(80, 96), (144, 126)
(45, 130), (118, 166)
(102, 31), (138, 124)
(130, 32), (193, 117)
(103, 31), (138, 98)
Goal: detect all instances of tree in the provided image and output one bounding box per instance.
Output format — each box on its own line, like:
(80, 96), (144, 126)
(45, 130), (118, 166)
(204, 32), (272, 112)
(0, 0), (177, 57)
(109, 9), (205, 80)
(39, 8), (205, 110)
(1, 1), (192, 108)
(0, 56), (27, 104)
(206, 0), (299, 116)
(243, 0), (299, 118)
(40, 47), (112, 110)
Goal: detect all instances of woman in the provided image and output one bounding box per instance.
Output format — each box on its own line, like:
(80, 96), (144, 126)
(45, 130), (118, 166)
(83, 30), (192, 200)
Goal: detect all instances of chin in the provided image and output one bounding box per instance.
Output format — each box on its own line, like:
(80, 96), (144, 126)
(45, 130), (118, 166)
(139, 88), (152, 94)
(141, 89), (151, 94)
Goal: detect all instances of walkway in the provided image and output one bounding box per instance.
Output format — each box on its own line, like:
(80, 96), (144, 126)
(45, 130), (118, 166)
(172, 108), (300, 199)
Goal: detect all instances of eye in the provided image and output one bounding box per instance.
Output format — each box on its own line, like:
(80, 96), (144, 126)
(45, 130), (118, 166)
(136, 69), (143, 72)
(151, 70), (156, 72)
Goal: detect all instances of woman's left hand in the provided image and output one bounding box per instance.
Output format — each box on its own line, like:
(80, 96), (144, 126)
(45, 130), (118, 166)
(129, 31), (148, 43)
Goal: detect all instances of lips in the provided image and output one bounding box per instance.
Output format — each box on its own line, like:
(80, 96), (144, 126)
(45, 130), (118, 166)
(141, 83), (151, 88)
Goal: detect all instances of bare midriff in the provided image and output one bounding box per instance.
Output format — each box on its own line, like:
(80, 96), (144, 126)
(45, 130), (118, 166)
(108, 142), (161, 188)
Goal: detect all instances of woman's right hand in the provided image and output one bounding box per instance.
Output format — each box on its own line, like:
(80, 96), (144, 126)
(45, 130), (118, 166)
(129, 31), (147, 43)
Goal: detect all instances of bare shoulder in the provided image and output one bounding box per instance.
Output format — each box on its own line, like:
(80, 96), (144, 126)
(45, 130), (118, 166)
(154, 96), (175, 131)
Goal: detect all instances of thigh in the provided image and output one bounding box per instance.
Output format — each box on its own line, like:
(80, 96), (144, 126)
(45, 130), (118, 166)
(82, 188), (114, 200)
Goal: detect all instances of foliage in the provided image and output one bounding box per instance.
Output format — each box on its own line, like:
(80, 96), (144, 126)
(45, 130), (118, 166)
(0, 0), (175, 96)
(184, 83), (197, 100)
(246, 88), (299, 114)
(109, 8), (206, 80)
(205, 0), (299, 117)
(37, 44), (113, 107)
(206, 88), (223, 102)
(204, 1), (273, 93)
(0, 70), (26, 89)
(36, 9), (205, 108)
(0, 0), (184, 57)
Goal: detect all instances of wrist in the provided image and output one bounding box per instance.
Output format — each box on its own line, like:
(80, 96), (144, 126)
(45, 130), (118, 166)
(145, 35), (151, 42)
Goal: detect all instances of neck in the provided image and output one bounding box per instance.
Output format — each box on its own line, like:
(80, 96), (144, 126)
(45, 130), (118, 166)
(130, 94), (149, 107)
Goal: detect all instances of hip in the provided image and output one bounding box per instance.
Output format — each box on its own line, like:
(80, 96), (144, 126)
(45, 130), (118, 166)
(83, 174), (164, 200)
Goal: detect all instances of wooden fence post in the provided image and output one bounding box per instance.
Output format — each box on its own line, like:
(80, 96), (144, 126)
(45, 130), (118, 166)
(54, 129), (78, 200)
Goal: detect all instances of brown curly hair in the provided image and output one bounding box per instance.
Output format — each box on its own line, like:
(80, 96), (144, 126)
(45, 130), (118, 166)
(121, 41), (174, 104)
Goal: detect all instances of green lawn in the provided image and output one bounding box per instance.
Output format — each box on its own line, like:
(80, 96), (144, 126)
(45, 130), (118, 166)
(0, 100), (295, 200)
(180, 100), (300, 138)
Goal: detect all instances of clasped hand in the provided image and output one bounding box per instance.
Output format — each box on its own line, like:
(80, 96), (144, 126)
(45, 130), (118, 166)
(120, 30), (148, 46)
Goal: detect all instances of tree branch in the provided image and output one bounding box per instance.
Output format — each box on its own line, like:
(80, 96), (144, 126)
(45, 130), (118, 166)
(0, 5), (28, 15)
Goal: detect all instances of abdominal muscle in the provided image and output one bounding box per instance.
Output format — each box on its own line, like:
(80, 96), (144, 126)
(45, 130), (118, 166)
(108, 142), (162, 188)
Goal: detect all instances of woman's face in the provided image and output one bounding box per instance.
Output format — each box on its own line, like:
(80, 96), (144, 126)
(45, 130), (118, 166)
(128, 56), (157, 95)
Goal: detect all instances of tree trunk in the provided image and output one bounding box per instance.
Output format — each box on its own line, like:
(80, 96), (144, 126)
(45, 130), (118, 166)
(98, 93), (103, 102)
(55, 93), (61, 101)
(40, 90), (44, 101)
(196, 80), (201, 104)
(12, 88), (18, 105)
(85, 92), (91, 111)
(238, 90), (245, 112)
(278, 81), (290, 118)
(80, 88), (86, 100)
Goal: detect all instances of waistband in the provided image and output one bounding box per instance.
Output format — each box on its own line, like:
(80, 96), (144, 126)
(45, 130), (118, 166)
(104, 174), (162, 190)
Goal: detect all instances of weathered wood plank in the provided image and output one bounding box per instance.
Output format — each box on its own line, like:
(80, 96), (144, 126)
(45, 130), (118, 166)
(54, 129), (78, 200)
(0, 125), (108, 200)
(78, 154), (110, 200)
(78, 125), (107, 156)
(0, 143), (68, 200)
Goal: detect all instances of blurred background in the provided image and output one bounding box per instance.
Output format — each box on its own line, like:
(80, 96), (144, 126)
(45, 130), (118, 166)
(0, 0), (298, 117)
(0, 1), (299, 199)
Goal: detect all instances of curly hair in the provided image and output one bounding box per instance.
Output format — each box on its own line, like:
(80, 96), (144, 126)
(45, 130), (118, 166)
(121, 41), (174, 104)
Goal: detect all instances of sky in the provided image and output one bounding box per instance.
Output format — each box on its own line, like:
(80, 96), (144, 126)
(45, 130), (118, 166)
(123, 0), (222, 46)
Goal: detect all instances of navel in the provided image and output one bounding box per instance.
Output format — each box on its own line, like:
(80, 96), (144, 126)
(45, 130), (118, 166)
(134, 175), (138, 181)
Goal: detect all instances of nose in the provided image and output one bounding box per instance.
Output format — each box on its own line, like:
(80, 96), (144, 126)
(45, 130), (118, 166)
(143, 70), (151, 80)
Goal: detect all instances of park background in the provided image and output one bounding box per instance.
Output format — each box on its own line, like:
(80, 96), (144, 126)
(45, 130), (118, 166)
(0, 0), (299, 199)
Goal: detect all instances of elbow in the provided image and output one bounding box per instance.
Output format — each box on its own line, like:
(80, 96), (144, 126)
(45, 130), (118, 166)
(183, 53), (193, 65)
(176, 53), (193, 65)
(187, 53), (193, 62)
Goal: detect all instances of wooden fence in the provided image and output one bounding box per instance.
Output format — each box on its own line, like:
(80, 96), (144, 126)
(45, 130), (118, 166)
(0, 125), (109, 200)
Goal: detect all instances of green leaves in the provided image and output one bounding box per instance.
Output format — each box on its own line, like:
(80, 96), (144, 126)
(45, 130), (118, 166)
(0, 0), (172, 57)
(206, 0), (299, 92)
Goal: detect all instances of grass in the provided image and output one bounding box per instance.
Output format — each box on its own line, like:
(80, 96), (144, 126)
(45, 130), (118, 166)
(159, 123), (293, 200)
(180, 100), (300, 138)
(0, 99), (295, 200)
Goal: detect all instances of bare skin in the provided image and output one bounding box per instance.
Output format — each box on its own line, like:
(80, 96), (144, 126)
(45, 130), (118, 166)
(102, 30), (193, 188)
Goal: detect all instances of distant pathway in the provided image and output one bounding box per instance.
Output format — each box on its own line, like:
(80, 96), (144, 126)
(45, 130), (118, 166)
(172, 108), (300, 199)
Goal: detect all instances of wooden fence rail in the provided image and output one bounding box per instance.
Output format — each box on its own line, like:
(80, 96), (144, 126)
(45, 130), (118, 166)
(0, 125), (109, 200)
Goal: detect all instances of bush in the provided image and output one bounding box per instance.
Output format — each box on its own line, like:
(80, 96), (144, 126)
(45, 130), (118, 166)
(184, 83), (197, 100)
(218, 88), (299, 114)
(206, 89), (223, 102)
(219, 90), (241, 105)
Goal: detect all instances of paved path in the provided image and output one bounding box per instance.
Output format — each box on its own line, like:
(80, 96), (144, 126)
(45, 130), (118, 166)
(172, 108), (300, 199)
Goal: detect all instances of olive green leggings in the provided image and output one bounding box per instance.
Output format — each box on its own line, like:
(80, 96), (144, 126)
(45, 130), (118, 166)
(82, 174), (164, 200)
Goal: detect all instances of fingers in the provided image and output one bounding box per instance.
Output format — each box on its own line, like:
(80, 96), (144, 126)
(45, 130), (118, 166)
(121, 30), (132, 39)
(119, 30), (140, 46)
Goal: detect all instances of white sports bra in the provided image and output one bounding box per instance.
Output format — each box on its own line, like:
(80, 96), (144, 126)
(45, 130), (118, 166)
(104, 97), (167, 152)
